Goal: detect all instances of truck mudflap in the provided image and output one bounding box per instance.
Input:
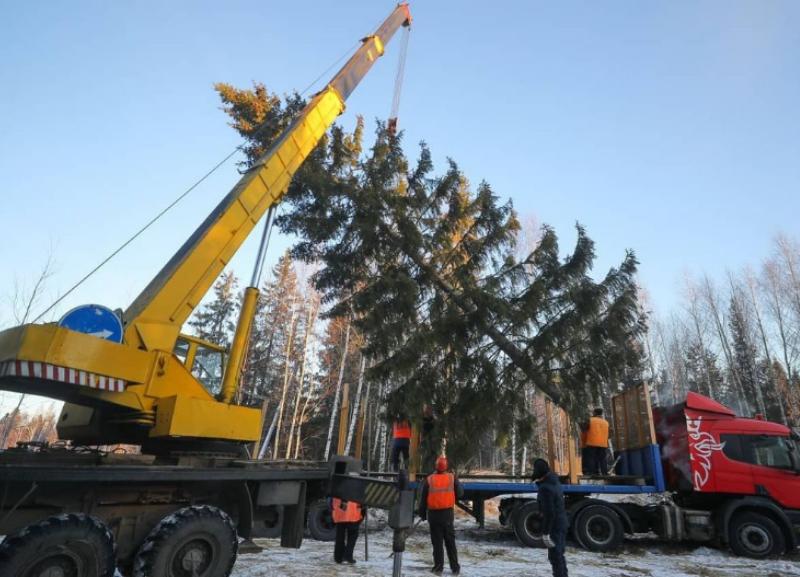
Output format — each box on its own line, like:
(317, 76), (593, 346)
(716, 497), (797, 552)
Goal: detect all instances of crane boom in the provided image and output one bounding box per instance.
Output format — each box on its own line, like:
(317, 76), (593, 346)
(124, 3), (412, 352)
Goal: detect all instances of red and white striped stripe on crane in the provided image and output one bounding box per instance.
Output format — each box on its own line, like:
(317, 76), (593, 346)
(0, 360), (126, 393)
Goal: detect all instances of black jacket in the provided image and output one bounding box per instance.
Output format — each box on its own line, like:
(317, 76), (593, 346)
(536, 472), (567, 535)
(418, 474), (463, 520)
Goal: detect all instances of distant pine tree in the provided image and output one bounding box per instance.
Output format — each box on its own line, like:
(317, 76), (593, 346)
(728, 297), (764, 417)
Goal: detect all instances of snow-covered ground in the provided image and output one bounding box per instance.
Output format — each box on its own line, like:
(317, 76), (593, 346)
(233, 517), (800, 577)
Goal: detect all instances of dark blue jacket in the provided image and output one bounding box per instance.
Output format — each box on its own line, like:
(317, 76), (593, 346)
(536, 472), (568, 535)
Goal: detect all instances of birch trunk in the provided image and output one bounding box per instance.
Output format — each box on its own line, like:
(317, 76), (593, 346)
(273, 305), (297, 458)
(324, 317), (352, 461)
(702, 276), (746, 411)
(745, 271), (786, 423)
(286, 298), (319, 458)
(258, 409), (280, 459)
(345, 355), (367, 454)
(511, 422), (517, 476)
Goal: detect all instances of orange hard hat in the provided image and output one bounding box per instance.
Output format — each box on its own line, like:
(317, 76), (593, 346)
(435, 456), (448, 472)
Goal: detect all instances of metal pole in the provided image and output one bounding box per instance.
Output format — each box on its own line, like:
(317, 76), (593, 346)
(250, 205), (276, 288)
(364, 507), (369, 561)
(392, 550), (403, 577)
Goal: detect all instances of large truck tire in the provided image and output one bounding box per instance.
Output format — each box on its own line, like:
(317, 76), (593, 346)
(0, 513), (116, 577)
(132, 505), (238, 577)
(511, 501), (544, 548)
(573, 505), (624, 552)
(307, 499), (336, 542)
(728, 511), (785, 558)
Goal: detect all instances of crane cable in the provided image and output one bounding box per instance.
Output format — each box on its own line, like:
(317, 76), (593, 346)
(31, 40), (362, 324)
(387, 25), (411, 134)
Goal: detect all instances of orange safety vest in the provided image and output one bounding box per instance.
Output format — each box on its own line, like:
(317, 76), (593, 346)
(426, 472), (455, 510)
(331, 498), (363, 524)
(393, 420), (412, 439)
(585, 416), (609, 448)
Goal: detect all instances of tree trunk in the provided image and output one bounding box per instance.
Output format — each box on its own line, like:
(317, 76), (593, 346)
(511, 421), (517, 476)
(345, 355), (367, 455)
(258, 409), (280, 459)
(273, 305), (298, 458)
(745, 271), (786, 423)
(702, 276), (745, 412)
(286, 298), (319, 458)
(324, 316), (352, 461)
(380, 224), (563, 404)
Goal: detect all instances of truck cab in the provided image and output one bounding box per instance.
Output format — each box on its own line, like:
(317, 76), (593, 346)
(656, 392), (800, 556)
(672, 393), (800, 504)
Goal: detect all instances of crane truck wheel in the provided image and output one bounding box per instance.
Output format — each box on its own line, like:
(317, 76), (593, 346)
(307, 499), (336, 542)
(132, 505), (237, 577)
(728, 511), (785, 558)
(511, 501), (544, 548)
(573, 505), (624, 552)
(0, 513), (116, 577)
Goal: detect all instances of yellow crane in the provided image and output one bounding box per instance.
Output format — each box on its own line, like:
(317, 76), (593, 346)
(0, 3), (412, 452)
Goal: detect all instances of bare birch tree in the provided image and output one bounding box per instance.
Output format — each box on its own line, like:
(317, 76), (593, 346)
(323, 316), (352, 460)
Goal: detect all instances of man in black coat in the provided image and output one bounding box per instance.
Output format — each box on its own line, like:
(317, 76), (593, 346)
(533, 458), (568, 577)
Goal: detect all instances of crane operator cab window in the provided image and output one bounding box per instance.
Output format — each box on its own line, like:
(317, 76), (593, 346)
(173, 335), (226, 397)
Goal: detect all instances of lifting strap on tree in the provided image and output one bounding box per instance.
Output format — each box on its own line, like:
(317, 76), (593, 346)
(387, 23), (411, 135)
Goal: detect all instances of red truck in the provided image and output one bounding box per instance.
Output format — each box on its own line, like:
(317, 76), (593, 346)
(462, 386), (800, 558)
(653, 391), (800, 556)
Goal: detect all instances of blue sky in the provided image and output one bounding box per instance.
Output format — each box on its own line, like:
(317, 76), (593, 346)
(1, 0), (798, 337)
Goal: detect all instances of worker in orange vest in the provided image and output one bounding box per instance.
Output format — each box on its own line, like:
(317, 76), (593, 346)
(579, 428), (590, 474)
(391, 414), (412, 470)
(331, 497), (363, 564)
(418, 456), (463, 575)
(581, 407), (610, 475)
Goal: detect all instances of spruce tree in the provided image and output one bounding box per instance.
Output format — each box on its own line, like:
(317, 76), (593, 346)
(728, 297), (763, 416)
(214, 85), (645, 464)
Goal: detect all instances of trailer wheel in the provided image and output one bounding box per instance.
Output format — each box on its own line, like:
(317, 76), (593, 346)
(132, 505), (237, 577)
(728, 512), (785, 558)
(0, 513), (116, 577)
(252, 506), (284, 539)
(511, 502), (544, 548)
(307, 499), (336, 542)
(574, 505), (624, 552)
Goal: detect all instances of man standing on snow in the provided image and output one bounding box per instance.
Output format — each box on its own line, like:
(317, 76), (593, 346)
(331, 497), (363, 564)
(533, 458), (569, 577)
(419, 455), (463, 575)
